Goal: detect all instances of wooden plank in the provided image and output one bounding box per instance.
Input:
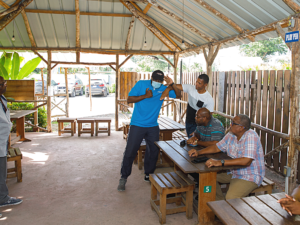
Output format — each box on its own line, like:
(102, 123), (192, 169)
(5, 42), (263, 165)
(245, 71), (250, 116)
(271, 192), (286, 200)
(156, 173), (173, 188)
(175, 170), (195, 185)
(158, 118), (177, 130)
(120, 72), (125, 111)
(242, 196), (295, 225)
(169, 171), (188, 187)
(255, 70), (262, 136)
(163, 173), (181, 188)
(250, 71), (256, 122)
(227, 71), (232, 116)
(207, 200), (250, 225)
(213, 71), (217, 109)
(240, 71), (245, 114)
(274, 70), (283, 172)
(223, 72), (228, 115)
(160, 117), (185, 129)
(235, 71), (240, 115)
(261, 70), (269, 155)
(257, 194), (293, 220)
(281, 70), (290, 171)
(151, 174), (166, 188)
(227, 198), (269, 225)
(230, 71), (235, 116)
(267, 70), (276, 166)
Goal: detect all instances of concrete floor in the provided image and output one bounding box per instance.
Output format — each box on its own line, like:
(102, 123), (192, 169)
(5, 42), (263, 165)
(2, 131), (199, 225)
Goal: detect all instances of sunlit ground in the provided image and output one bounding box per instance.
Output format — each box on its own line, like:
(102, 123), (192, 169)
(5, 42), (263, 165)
(21, 152), (49, 165)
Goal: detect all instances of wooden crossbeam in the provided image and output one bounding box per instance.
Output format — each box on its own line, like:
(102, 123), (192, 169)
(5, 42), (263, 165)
(51, 61), (116, 66)
(0, 0), (34, 32)
(121, 1), (176, 51)
(161, 54), (174, 68)
(143, 3), (152, 14)
(0, 5), (18, 17)
(154, 3), (216, 42)
(51, 63), (58, 70)
(24, 9), (133, 17)
(109, 65), (116, 71)
(128, 2), (183, 50)
(125, 16), (135, 51)
(32, 50), (47, 64)
(21, 10), (36, 47)
(283, 0), (300, 13)
(119, 54), (133, 67)
(0, 0), (9, 9)
(275, 23), (292, 50)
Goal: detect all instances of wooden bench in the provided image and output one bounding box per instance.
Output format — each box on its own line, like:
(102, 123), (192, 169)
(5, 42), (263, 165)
(57, 118), (77, 136)
(7, 148), (22, 182)
(94, 118), (111, 136)
(172, 130), (188, 140)
(133, 140), (147, 170)
(122, 121), (130, 139)
(77, 118), (95, 137)
(150, 171), (195, 224)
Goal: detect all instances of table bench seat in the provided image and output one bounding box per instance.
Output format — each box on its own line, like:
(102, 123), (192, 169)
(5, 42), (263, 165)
(57, 118), (77, 136)
(94, 117), (111, 136)
(7, 147), (22, 182)
(77, 118), (95, 137)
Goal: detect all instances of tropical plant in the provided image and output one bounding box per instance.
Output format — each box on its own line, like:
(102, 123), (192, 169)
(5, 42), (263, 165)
(0, 52), (41, 80)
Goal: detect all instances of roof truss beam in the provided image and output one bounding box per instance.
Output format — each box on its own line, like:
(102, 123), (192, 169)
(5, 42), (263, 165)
(282, 0), (300, 13)
(125, 16), (135, 52)
(21, 10), (36, 47)
(0, 0), (9, 9)
(143, 3), (152, 14)
(75, 0), (80, 62)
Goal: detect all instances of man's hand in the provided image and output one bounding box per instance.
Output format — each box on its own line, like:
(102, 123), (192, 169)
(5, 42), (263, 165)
(278, 194), (300, 215)
(205, 159), (222, 168)
(160, 88), (170, 101)
(144, 88), (153, 98)
(187, 137), (198, 145)
(164, 76), (173, 86)
(188, 149), (198, 157)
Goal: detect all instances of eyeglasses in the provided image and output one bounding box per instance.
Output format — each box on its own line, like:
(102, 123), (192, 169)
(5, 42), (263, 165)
(231, 121), (244, 128)
(0, 81), (7, 88)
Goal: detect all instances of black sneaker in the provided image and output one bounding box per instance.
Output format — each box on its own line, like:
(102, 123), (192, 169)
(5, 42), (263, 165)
(0, 197), (23, 207)
(144, 175), (150, 182)
(117, 178), (127, 191)
(195, 195), (198, 201)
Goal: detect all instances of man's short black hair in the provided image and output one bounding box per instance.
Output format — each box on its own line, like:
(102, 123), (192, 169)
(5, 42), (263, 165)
(198, 74), (209, 84)
(237, 114), (251, 130)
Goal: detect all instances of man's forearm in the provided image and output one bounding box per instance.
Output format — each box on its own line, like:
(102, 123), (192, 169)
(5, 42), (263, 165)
(171, 84), (181, 99)
(127, 95), (147, 103)
(197, 140), (219, 147)
(198, 144), (221, 155)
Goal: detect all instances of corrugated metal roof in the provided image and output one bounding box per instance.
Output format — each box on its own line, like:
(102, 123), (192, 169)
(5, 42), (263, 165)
(0, 0), (298, 56)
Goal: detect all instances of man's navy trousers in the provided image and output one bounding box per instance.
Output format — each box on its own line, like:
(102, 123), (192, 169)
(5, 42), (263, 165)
(120, 125), (160, 179)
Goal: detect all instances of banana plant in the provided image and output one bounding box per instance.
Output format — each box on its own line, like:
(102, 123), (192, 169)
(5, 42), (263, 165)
(0, 52), (41, 80)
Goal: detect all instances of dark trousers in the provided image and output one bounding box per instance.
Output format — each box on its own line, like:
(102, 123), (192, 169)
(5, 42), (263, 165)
(120, 125), (160, 179)
(0, 157), (9, 204)
(186, 122), (197, 138)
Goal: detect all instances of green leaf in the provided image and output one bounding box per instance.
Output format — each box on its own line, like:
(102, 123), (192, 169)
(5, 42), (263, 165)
(17, 57), (41, 80)
(4, 53), (12, 75)
(0, 63), (9, 80)
(11, 52), (20, 80)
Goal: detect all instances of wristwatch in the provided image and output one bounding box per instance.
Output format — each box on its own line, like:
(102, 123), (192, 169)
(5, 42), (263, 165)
(221, 159), (225, 167)
(170, 82), (174, 86)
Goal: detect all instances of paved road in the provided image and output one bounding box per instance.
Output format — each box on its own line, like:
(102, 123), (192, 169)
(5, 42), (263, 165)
(52, 93), (116, 119)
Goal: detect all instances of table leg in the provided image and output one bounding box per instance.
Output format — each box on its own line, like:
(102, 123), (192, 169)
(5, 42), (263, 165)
(198, 172), (217, 224)
(161, 131), (173, 141)
(16, 117), (30, 142)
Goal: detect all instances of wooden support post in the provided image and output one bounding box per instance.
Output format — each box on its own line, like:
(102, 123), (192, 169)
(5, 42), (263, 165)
(173, 53), (179, 121)
(64, 68), (69, 117)
(203, 44), (221, 94)
(288, 18), (300, 194)
(115, 54), (120, 131)
(41, 68), (44, 95)
(47, 51), (52, 132)
(217, 72), (226, 112)
(86, 67), (92, 111)
(33, 96), (38, 132)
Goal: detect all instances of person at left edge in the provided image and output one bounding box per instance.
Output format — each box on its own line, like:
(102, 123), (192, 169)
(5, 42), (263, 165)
(118, 70), (181, 191)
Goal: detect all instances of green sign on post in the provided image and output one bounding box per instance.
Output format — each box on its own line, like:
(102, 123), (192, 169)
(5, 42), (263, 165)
(204, 186), (212, 193)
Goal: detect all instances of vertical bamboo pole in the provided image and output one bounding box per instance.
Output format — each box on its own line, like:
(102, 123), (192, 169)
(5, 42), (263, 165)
(86, 67), (92, 111)
(115, 54), (120, 131)
(41, 68), (44, 95)
(288, 18), (300, 194)
(47, 51), (52, 132)
(64, 68), (70, 117)
(173, 53), (179, 121)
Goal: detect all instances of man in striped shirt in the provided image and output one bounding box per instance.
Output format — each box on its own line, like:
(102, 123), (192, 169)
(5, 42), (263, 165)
(188, 114), (265, 200)
(187, 108), (225, 147)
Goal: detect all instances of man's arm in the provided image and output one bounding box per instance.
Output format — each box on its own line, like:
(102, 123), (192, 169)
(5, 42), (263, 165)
(127, 88), (152, 103)
(160, 84), (183, 100)
(188, 144), (221, 157)
(206, 157), (253, 168)
(197, 140), (219, 147)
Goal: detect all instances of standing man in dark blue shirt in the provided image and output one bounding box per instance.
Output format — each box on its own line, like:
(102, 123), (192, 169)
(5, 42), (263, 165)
(0, 76), (23, 217)
(118, 70), (180, 191)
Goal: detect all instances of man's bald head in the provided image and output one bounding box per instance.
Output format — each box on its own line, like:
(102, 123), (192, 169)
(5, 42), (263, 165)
(195, 107), (211, 126)
(197, 108), (211, 120)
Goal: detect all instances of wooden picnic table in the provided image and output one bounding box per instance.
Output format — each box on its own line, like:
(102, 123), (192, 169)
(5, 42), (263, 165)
(10, 110), (36, 142)
(158, 116), (185, 141)
(155, 139), (244, 225)
(207, 192), (300, 225)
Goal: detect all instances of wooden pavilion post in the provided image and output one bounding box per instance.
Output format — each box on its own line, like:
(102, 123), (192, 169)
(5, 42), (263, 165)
(203, 44), (221, 94)
(173, 53), (179, 121)
(64, 68), (70, 117)
(115, 54), (120, 131)
(288, 18), (300, 194)
(47, 51), (52, 132)
(86, 67), (92, 111)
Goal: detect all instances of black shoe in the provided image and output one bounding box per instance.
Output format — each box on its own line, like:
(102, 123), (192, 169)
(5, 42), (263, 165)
(144, 175), (150, 182)
(0, 197), (23, 207)
(195, 195), (198, 201)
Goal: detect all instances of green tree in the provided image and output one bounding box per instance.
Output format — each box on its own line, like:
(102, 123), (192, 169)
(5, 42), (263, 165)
(131, 55), (169, 72)
(0, 52), (41, 80)
(239, 37), (288, 62)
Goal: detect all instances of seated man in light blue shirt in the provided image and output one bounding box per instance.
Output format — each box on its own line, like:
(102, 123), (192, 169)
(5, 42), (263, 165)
(118, 70), (181, 191)
(0, 76), (23, 217)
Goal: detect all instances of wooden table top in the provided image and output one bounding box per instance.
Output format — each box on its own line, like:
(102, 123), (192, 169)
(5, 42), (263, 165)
(158, 117), (185, 131)
(155, 139), (243, 174)
(207, 192), (300, 225)
(10, 110), (37, 119)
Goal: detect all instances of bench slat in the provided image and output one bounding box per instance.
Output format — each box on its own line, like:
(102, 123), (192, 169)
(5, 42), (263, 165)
(170, 171), (188, 188)
(8, 148), (16, 157)
(262, 177), (274, 185)
(163, 173), (181, 188)
(157, 173), (173, 188)
(175, 171), (195, 186)
(151, 174), (166, 189)
(14, 147), (22, 156)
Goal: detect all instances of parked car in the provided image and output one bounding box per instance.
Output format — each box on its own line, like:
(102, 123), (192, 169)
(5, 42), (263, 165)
(57, 78), (84, 97)
(35, 80), (58, 96)
(85, 78), (109, 97)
